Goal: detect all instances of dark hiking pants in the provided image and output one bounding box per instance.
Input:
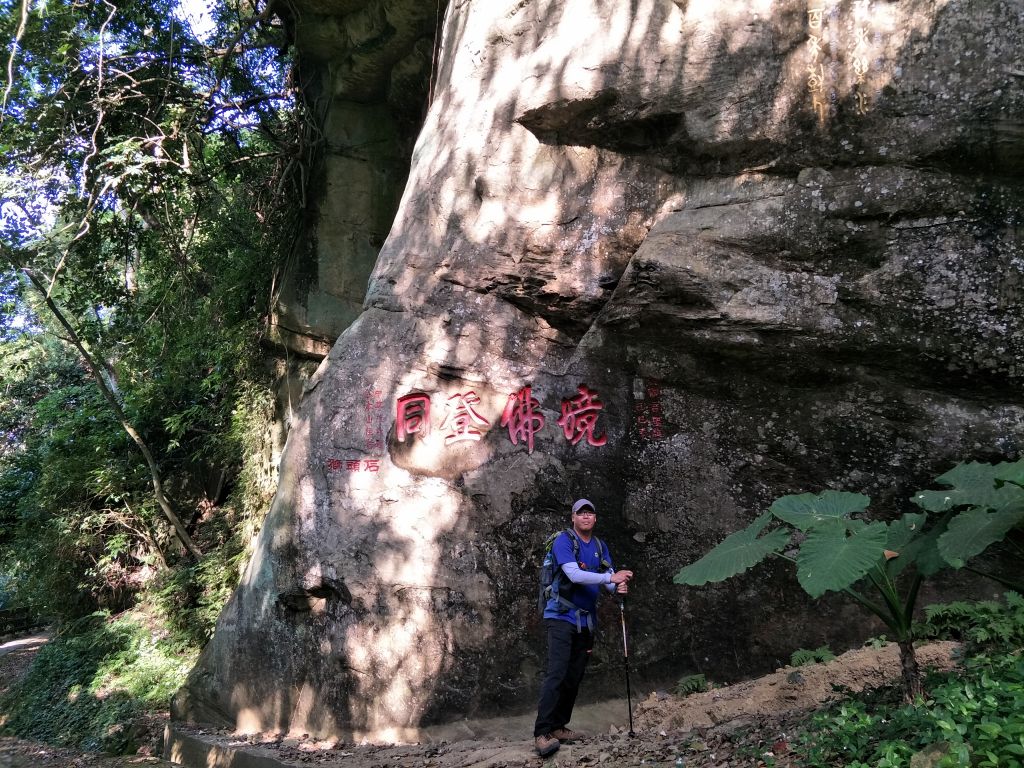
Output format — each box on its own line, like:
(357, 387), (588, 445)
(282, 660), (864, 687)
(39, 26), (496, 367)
(534, 619), (592, 736)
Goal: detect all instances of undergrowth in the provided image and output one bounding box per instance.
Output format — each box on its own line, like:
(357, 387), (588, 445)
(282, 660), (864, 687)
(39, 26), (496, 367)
(0, 610), (196, 753)
(792, 651), (1024, 767)
(777, 592), (1024, 767)
(675, 673), (708, 695)
(0, 380), (273, 753)
(918, 592), (1024, 650)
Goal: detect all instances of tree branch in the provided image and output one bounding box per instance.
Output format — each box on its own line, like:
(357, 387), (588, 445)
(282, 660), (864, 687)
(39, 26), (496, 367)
(0, 0), (30, 120)
(11, 255), (202, 560)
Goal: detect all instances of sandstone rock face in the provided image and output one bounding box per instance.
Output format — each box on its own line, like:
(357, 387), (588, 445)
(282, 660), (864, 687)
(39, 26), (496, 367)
(177, 0), (1024, 738)
(268, 0), (438, 356)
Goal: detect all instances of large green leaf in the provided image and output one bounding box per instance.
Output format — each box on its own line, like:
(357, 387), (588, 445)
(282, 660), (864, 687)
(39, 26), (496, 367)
(885, 512), (927, 552)
(769, 491), (870, 531)
(912, 461), (1022, 513)
(994, 458), (1024, 488)
(938, 505), (1024, 568)
(881, 509), (951, 578)
(881, 512), (929, 577)
(674, 513), (791, 586)
(795, 521), (889, 598)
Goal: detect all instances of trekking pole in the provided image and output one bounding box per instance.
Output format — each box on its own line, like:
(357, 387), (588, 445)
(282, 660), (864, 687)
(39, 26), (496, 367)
(619, 598), (635, 737)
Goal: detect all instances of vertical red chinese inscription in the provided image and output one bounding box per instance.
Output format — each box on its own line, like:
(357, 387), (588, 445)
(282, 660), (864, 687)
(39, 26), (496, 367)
(396, 393), (431, 442)
(634, 379), (664, 441)
(440, 392), (490, 444)
(501, 386), (545, 453)
(557, 385), (607, 446)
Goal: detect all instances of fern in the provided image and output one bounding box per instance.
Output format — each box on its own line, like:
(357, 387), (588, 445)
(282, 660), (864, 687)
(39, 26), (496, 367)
(791, 646), (836, 667)
(675, 673), (708, 696)
(791, 649), (817, 667)
(918, 593), (1024, 649)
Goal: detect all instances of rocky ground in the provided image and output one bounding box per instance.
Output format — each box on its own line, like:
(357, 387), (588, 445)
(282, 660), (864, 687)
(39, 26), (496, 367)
(1, 635), (961, 767)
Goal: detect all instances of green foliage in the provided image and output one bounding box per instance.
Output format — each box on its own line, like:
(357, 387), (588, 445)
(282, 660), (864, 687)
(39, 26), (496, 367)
(769, 491), (870, 530)
(913, 459), (1024, 583)
(675, 458), (1024, 701)
(151, 541), (250, 649)
(0, 0), (296, 751)
(796, 520), (888, 599)
(791, 650), (1024, 768)
(675, 673), (708, 696)
(912, 462), (1019, 513)
(0, 611), (195, 753)
(0, 0), (293, 612)
(672, 512), (790, 586)
(790, 646), (836, 667)
(919, 593), (1024, 650)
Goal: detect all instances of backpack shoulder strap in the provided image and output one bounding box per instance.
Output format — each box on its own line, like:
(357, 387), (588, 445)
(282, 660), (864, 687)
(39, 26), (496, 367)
(566, 528), (581, 559)
(593, 536), (612, 571)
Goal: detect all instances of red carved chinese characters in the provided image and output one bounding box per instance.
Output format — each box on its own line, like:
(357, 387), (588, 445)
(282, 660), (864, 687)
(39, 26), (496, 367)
(557, 385), (607, 447)
(391, 383), (614, 452)
(501, 386), (545, 454)
(396, 393), (431, 442)
(634, 379), (665, 442)
(325, 458), (377, 472)
(440, 391), (490, 444)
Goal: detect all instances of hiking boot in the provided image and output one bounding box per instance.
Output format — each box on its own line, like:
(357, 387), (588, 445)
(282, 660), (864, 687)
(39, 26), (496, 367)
(550, 727), (585, 742)
(535, 733), (560, 756)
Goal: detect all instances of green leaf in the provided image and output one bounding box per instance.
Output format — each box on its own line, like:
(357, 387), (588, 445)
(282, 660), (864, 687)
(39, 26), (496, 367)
(796, 521), (889, 598)
(770, 491), (870, 531)
(897, 515), (948, 577)
(912, 461), (1024, 512)
(673, 512), (791, 586)
(938, 506), (1024, 568)
(995, 457), (1024, 488)
(882, 512), (930, 577)
(885, 512), (928, 552)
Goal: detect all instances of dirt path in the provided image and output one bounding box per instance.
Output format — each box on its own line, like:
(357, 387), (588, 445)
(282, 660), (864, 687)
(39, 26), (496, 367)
(0, 633), (50, 699)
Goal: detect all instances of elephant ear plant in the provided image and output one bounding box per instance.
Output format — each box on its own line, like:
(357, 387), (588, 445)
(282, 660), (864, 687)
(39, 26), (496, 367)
(915, 460), (1024, 593)
(674, 458), (1024, 703)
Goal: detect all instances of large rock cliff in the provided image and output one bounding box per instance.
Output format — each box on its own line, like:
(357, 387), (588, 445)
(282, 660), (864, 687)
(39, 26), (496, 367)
(177, 0), (1024, 739)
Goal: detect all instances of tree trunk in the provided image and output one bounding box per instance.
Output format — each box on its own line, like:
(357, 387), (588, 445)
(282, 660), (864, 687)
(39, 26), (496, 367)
(18, 266), (203, 560)
(898, 638), (923, 703)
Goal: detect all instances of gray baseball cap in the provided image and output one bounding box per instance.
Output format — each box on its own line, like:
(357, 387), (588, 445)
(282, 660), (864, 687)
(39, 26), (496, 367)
(571, 498), (596, 514)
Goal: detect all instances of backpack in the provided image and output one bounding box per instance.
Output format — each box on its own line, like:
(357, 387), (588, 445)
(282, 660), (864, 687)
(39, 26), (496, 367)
(538, 529), (612, 620)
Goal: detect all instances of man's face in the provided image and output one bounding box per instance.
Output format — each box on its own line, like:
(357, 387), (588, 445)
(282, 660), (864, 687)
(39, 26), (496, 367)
(573, 508), (597, 533)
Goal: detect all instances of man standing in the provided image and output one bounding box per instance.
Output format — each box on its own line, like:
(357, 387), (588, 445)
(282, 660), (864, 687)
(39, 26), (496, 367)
(534, 498), (633, 757)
